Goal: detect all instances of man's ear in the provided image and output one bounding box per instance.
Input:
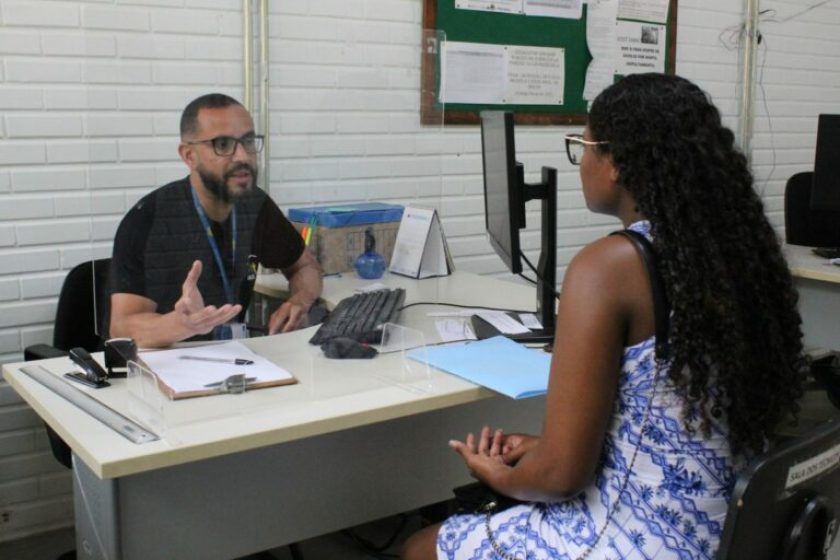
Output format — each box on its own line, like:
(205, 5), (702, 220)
(178, 142), (195, 169)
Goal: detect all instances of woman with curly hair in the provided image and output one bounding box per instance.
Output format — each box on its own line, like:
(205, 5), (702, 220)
(402, 73), (806, 560)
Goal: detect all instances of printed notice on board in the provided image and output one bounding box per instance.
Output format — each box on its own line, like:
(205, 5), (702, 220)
(455, 0), (583, 19)
(441, 41), (565, 105)
(441, 42), (507, 104)
(455, 0), (523, 14)
(583, 0), (618, 101)
(615, 20), (665, 74)
(524, 0), (582, 19)
(507, 46), (565, 104)
(618, 0), (669, 25)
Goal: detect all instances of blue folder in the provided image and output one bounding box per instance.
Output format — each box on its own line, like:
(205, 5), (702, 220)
(407, 336), (551, 399)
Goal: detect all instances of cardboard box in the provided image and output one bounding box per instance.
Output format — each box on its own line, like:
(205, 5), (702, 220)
(288, 203), (404, 275)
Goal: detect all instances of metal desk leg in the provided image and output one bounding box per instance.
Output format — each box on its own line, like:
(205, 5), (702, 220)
(73, 455), (120, 560)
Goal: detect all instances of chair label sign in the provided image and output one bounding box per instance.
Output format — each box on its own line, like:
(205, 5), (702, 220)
(785, 442), (840, 490)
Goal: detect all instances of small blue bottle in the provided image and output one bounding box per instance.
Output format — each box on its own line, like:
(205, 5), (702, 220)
(354, 227), (386, 279)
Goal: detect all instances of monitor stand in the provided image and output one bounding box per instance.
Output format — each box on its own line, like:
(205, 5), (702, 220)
(470, 314), (555, 344)
(471, 165), (558, 346)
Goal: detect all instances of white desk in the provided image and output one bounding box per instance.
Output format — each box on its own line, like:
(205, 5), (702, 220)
(2, 271), (546, 560)
(784, 245), (840, 351)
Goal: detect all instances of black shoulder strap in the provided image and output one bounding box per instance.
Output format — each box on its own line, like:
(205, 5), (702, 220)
(610, 229), (670, 358)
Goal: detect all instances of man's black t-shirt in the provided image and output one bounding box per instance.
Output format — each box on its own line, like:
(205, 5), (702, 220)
(110, 177), (304, 320)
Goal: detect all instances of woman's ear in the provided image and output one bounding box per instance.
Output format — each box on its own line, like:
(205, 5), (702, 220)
(609, 160), (620, 184)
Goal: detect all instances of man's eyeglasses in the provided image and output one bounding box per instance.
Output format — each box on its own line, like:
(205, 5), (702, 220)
(564, 134), (609, 165)
(186, 134), (265, 156)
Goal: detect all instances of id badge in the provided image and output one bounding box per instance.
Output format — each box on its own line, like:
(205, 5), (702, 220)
(213, 322), (247, 340)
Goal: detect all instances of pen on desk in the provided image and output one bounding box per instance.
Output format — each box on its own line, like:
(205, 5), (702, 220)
(179, 355), (255, 366)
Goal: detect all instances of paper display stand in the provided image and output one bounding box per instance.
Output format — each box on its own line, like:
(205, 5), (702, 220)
(389, 206), (454, 278)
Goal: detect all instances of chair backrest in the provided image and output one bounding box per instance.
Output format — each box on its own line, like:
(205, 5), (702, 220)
(785, 172), (840, 247)
(52, 258), (111, 352)
(716, 417), (840, 560)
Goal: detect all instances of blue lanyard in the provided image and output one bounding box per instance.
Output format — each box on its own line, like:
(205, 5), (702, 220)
(190, 186), (237, 304)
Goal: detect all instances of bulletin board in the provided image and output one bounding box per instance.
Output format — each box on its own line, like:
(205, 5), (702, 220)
(421, 0), (678, 125)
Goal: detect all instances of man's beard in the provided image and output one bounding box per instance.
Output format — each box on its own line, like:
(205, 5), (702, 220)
(198, 162), (258, 204)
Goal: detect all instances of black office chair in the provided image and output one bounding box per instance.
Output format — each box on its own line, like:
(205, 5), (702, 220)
(784, 171), (840, 247)
(716, 417), (840, 560)
(25, 258), (110, 468)
(22, 258), (110, 560)
(812, 354), (840, 411)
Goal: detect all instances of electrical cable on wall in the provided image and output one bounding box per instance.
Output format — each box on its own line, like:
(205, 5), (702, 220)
(720, 1), (840, 49)
(754, 9), (775, 197)
(717, 0), (839, 195)
(771, 0), (837, 23)
(752, 1), (839, 195)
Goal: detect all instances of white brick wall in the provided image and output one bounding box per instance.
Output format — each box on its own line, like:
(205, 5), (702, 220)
(0, 0), (245, 542)
(750, 1), (840, 221)
(1, 0), (840, 544)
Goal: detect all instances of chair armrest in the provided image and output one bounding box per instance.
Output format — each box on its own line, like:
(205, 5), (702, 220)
(245, 324), (268, 336)
(24, 344), (69, 361)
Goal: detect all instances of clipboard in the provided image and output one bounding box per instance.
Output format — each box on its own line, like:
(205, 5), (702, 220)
(137, 341), (297, 400)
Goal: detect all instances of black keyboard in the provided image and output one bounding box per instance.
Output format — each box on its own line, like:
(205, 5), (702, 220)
(309, 288), (406, 345)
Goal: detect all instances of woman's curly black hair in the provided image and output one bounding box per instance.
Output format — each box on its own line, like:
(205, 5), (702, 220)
(588, 73), (806, 455)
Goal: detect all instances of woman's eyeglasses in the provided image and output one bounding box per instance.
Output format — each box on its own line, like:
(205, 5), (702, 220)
(186, 134), (265, 157)
(564, 134), (609, 165)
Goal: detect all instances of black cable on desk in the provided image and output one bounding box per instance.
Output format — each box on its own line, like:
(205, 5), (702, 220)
(398, 301), (535, 314)
(520, 250), (561, 301)
(376, 337), (474, 355)
(377, 337), (551, 355)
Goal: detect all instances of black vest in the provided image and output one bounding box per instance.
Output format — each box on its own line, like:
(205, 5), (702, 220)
(144, 178), (264, 316)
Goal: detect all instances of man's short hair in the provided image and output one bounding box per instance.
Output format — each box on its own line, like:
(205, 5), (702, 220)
(180, 93), (243, 138)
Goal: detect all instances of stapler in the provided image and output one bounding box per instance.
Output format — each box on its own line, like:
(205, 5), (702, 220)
(65, 347), (110, 388)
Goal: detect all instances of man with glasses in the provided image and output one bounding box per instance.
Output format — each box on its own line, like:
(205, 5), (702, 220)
(109, 93), (322, 348)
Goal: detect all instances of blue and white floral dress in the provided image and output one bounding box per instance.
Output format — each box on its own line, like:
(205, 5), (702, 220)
(437, 221), (742, 560)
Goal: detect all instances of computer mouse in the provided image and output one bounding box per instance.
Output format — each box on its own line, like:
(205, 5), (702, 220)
(321, 337), (378, 360)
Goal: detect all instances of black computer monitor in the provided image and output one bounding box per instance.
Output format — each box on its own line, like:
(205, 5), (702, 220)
(811, 114), (840, 212)
(476, 111), (557, 343)
(481, 111), (525, 274)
